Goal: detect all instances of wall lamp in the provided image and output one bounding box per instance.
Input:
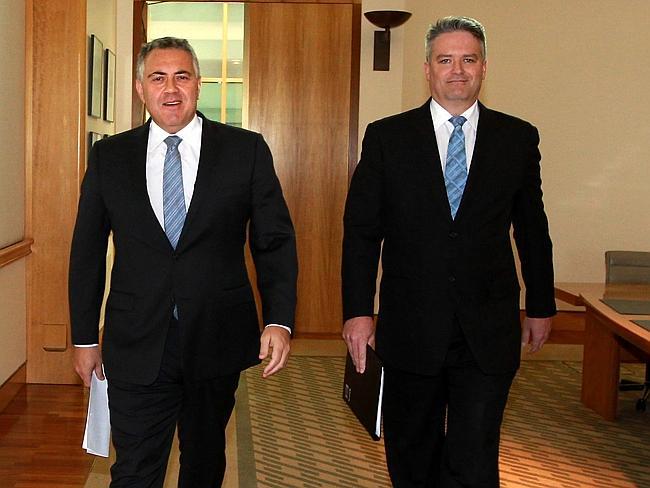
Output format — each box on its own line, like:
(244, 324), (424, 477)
(364, 10), (412, 71)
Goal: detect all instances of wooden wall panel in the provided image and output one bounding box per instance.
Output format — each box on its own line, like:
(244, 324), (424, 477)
(248, 3), (356, 337)
(27, 0), (86, 384)
(0, 364), (26, 413)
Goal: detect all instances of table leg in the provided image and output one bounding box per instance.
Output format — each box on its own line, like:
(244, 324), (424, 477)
(581, 310), (620, 421)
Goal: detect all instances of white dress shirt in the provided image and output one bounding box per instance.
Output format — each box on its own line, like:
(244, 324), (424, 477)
(429, 98), (479, 172)
(146, 116), (203, 224)
(76, 115), (288, 347)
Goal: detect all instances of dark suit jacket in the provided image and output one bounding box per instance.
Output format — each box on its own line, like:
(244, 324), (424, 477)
(342, 100), (555, 375)
(69, 114), (297, 385)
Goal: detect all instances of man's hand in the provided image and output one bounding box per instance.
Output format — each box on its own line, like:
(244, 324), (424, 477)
(259, 327), (291, 378)
(521, 316), (552, 353)
(342, 316), (376, 373)
(74, 346), (104, 387)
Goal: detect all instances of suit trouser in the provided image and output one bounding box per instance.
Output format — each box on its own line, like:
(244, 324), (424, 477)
(382, 321), (515, 488)
(107, 319), (240, 488)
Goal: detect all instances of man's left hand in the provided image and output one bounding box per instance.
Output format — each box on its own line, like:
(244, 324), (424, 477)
(259, 327), (291, 378)
(522, 316), (552, 353)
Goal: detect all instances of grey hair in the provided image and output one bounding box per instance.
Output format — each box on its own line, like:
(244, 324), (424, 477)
(136, 37), (201, 80)
(425, 16), (487, 62)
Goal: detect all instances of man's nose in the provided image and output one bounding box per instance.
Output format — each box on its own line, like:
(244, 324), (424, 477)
(164, 78), (178, 92)
(451, 59), (465, 73)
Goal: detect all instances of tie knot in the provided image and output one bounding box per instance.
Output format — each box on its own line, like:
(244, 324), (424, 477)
(164, 135), (182, 151)
(449, 116), (466, 129)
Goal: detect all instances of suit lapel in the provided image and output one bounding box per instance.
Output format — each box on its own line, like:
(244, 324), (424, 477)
(127, 121), (173, 252)
(413, 99), (454, 222)
(175, 115), (222, 251)
(453, 101), (494, 222)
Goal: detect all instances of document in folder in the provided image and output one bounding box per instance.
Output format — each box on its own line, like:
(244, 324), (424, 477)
(343, 345), (384, 441)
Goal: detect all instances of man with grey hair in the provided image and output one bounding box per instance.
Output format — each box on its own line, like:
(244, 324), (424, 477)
(343, 16), (555, 487)
(70, 37), (297, 487)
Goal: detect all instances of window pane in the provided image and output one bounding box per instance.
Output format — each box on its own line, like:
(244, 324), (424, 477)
(198, 82), (222, 122)
(227, 4), (245, 78)
(226, 83), (243, 127)
(147, 2), (223, 78)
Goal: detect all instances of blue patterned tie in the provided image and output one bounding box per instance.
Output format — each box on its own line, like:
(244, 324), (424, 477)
(445, 116), (467, 219)
(163, 136), (186, 249)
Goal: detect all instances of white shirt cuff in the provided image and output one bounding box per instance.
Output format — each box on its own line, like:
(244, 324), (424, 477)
(75, 344), (99, 347)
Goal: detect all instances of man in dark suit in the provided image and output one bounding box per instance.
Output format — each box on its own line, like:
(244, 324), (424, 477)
(70, 37), (297, 487)
(342, 16), (555, 487)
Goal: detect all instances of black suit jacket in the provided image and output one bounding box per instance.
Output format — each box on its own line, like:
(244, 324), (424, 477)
(342, 100), (555, 375)
(69, 115), (297, 384)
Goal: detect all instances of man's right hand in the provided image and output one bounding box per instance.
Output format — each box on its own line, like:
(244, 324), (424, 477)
(342, 316), (376, 374)
(74, 346), (104, 387)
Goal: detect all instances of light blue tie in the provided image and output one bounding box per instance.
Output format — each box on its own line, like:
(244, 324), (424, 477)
(163, 136), (186, 249)
(163, 136), (185, 320)
(445, 116), (467, 219)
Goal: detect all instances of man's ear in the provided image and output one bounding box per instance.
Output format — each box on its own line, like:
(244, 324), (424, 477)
(135, 79), (145, 103)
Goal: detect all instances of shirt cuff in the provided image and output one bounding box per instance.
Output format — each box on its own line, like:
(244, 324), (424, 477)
(74, 344), (99, 347)
(265, 324), (292, 335)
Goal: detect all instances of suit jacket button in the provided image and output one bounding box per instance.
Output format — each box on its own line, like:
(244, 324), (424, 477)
(448, 276), (456, 282)
(172, 253), (179, 260)
(449, 231), (458, 239)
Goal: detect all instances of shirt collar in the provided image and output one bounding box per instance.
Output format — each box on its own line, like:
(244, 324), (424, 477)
(429, 98), (479, 131)
(148, 114), (202, 151)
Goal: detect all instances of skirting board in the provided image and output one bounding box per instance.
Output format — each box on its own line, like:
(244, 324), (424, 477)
(0, 363), (26, 413)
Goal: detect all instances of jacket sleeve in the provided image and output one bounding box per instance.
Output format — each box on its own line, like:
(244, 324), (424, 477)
(248, 134), (298, 330)
(68, 143), (111, 344)
(511, 124), (556, 318)
(342, 122), (384, 321)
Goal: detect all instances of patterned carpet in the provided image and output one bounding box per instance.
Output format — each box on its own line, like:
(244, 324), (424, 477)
(237, 358), (650, 488)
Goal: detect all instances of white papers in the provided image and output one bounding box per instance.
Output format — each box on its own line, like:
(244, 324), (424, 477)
(374, 368), (384, 438)
(82, 370), (111, 457)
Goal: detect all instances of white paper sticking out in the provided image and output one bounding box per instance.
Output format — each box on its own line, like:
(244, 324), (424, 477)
(82, 370), (111, 457)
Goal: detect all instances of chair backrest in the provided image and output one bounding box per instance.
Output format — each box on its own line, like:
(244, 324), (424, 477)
(605, 251), (650, 284)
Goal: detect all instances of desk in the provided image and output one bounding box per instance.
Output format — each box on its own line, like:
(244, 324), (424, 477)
(555, 283), (650, 420)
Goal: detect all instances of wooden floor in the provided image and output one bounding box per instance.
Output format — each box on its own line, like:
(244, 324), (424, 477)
(0, 384), (94, 488)
(0, 341), (586, 487)
(0, 340), (348, 488)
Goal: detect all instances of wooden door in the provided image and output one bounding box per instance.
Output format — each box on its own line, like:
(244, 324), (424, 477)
(27, 0), (87, 383)
(247, 2), (359, 337)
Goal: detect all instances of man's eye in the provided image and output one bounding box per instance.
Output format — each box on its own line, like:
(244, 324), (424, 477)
(464, 58), (476, 63)
(176, 75), (189, 81)
(439, 59), (451, 64)
(152, 76), (164, 82)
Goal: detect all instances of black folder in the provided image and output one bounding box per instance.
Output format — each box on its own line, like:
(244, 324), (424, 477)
(342, 345), (384, 441)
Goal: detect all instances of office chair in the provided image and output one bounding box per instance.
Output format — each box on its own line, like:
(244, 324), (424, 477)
(605, 250), (650, 412)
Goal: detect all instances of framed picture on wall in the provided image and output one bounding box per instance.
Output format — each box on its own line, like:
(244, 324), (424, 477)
(88, 34), (103, 118)
(104, 48), (116, 122)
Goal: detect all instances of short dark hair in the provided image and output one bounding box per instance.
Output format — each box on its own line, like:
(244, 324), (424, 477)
(425, 16), (487, 62)
(136, 37), (201, 80)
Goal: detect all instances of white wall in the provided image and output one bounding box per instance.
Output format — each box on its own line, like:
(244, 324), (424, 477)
(0, 0), (26, 385)
(0, 0), (26, 249)
(358, 0), (407, 154)
(115, 0), (134, 133)
(87, 0), (117, 136)
(0, 260), (26, 384)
